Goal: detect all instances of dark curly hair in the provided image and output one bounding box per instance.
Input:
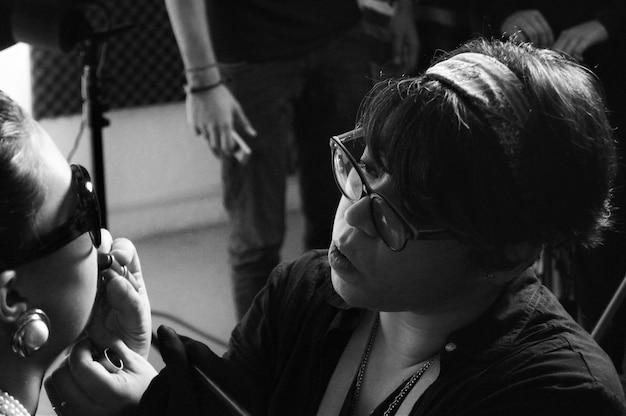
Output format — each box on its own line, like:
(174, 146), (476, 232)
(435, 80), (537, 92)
(359, 39), (616, 270)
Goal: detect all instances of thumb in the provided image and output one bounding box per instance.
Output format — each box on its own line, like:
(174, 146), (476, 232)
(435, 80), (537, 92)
(157, 325), (200, 411)
(158, 325), (189, 370)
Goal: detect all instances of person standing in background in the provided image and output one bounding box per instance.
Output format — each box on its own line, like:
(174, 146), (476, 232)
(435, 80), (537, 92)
(164, 0), (418, 320)
(475, 0), (626, 376)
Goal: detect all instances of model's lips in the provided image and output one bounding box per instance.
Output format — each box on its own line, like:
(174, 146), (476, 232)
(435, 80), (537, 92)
(328, 242), (357, 273)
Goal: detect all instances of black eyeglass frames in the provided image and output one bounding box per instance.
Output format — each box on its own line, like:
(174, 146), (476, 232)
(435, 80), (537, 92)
(330, 128), (453, 251)
(1, 164), (102, 269)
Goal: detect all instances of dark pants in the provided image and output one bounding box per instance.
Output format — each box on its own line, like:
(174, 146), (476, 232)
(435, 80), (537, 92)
(221, 24), (373, 319)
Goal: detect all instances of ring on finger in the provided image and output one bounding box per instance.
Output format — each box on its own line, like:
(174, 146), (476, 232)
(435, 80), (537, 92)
(99, 253), (114, 271)
(100, 348), (124, 373)
(120, 265), (129, 279)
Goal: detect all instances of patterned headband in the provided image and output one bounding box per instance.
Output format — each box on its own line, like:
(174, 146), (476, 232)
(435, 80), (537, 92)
(425, 52), (530, 183)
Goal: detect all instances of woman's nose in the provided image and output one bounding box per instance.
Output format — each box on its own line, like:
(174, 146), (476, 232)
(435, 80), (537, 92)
(342, 196), (378, 238)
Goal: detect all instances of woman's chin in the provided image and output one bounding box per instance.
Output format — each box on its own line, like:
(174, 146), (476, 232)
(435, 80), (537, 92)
(331, 269), (367, 308)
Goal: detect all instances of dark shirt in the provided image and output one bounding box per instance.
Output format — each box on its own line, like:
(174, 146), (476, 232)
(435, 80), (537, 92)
(224, 249), (626, 415)
(206, 0), (362, 62)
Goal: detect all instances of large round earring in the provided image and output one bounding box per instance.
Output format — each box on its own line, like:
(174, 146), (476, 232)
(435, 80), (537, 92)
(12, 308), (51, 357)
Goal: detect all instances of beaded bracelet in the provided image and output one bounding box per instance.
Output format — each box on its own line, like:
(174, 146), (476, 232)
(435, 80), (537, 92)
(184, 80), (224, 95)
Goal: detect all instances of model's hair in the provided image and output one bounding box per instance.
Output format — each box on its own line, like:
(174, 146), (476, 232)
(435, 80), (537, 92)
(0, 90), (44, 259)
(359, 39), (616, 270)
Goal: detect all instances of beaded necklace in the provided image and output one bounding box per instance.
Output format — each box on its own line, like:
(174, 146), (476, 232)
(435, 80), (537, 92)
(0, 391), (30, 416)
(348, 315), (436, 416)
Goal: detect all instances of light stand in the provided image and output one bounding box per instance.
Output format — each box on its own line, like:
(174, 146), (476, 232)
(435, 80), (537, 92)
(1, 0), (129, 227)
(78, 23), (130, 227)
(81, 34), (110, 226)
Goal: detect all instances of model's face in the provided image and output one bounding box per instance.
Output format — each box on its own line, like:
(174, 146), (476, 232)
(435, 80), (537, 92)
(329, 150), (483, 313)
(15, 123), (98, 356)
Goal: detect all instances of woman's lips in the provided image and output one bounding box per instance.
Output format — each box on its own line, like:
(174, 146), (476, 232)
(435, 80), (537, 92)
(328, 242), (357, 272)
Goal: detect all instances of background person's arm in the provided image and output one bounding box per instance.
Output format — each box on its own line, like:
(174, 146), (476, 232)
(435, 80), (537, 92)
(164, 0), (256, 161)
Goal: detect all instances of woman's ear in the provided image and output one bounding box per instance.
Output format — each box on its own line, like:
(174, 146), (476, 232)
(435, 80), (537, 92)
(0, 270), (28, 324)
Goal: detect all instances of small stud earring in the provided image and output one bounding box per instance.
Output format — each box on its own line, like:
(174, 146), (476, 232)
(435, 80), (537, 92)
(12, 308), (51, 357)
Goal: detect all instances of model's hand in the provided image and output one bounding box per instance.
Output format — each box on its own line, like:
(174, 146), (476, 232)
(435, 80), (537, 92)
(389, 0), (419, 74)
(501, 10), (554, 48)
(187, 85), (256, 160)
(89, 230), (152, 358)
(45, 338), (158, 416)
(553, 20), (609, 62)
(137, 326), (255, 416)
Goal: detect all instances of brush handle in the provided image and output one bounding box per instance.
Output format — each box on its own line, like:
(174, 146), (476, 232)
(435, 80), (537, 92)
(192, 364), (252, 416)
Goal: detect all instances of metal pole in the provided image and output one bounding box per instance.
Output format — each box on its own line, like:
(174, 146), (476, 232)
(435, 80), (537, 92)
(81, 37), (109, 227)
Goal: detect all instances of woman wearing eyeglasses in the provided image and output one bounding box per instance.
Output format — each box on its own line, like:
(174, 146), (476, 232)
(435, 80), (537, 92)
(0, 90), (155, 415)
(58, 38), (626, 415)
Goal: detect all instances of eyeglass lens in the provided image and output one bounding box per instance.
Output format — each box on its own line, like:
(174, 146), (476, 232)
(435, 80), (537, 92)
(332, 135), (410, 250)
(370, 194), (407, 250)
(333, 149), (363, 201)
(72, 164), (102, 248)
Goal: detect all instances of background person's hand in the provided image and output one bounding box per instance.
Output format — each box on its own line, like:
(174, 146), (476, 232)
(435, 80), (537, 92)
(89, 230), (152, 358)
(186, 85), (256, 160)
(45, 338), (157, 416)
(389, 0), (419, 74)
(553, 20), (609, 61)
(137, 325), (256, 416)
(501, 10), (554, 48)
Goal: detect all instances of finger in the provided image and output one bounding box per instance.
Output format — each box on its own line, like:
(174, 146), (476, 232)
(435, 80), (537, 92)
(158, 326), (188, 368)
(101, 270), (146, 320)
(157, 326), (201, 408)
(568, 35), (588, 60)
(109, 238), (144, 290)
(96, 229), (114, 270)
(554, 32), (580, 56)
(204, 124), (222, 158)
(515, 31), (529, 43)
(233, 106), (257, 137)
(552, 34), (566, 52)
(101, 253), (142, 293)
(109, 238), (141, 272)
(554, 36), (576, 56)
(67, 339), (144, 402)
(535, 19), (554, 47)
(520, 19), (542, 45)
(67, 338), (120, 398)
(521, 12), (552, 46)
(99, 347), (124, 373)
(218, 124), (235, 155)
(63, 340), (156, 416)
(45, 357), (97, 416)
